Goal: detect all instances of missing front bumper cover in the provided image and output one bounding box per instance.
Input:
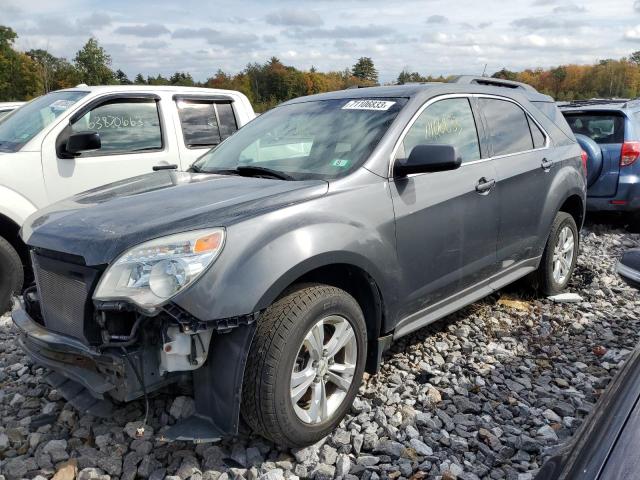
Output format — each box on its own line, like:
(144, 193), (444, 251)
(12, 298), (258, 442)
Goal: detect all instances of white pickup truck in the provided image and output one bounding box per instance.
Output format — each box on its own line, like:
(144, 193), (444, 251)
(0, 85), (255, 311)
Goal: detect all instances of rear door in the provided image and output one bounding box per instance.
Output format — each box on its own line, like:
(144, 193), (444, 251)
(390, 96), (499, 322)
(563, 111), (625, 197)
(479, 96), (553, 268)
(173, 96), (240, 167)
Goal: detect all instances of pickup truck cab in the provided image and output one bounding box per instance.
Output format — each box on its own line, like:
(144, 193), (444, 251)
(0, 86), (255, 311)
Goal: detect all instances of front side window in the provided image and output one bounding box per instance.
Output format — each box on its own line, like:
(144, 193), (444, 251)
(480, 98), (534, 156)
(0, 91), (88, 152)
(193, 97), (407, 180)
(400, 97), (480, 163)
(70, 98), (162, 155)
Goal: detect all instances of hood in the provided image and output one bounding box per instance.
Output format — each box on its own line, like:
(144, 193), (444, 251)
(23, 171), (328, 265)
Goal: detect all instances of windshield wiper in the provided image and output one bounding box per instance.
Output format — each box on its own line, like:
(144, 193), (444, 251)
(235, 165), (293, 180)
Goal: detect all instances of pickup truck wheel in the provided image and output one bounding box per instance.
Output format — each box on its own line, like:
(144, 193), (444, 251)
(241, 284), (367, 447)
(0, 236), (23, 314)
(537, 212), (579, 295)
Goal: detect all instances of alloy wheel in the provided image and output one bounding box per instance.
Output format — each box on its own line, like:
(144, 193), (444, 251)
(552, 225), (575, 285)
(290, 315), (358, 424)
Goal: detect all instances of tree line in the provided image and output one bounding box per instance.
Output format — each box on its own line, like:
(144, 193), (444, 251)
(3, 24), (640, 111)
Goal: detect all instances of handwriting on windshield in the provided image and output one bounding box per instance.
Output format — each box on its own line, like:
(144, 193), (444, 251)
(89, 116), (144, 130)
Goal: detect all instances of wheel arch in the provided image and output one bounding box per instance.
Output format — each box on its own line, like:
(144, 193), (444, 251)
(558, 194), (585, 230)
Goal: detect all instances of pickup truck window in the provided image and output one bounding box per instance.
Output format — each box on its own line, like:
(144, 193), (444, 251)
(193, 97), (407, 180)
(71, 98), (162, 155)
(177, 100), (238, 148)
(0, 91), (88, 153)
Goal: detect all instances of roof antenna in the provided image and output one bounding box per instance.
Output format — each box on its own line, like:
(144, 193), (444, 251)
(481, 64), (488, 77)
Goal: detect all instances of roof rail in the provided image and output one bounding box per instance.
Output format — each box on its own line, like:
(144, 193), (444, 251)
(448, 75), (538, 92)
(559, 98), (631, 108)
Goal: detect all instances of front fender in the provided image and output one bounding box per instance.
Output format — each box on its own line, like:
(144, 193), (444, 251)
(173, 186), (400, 323)
(0, 186), (38, 227)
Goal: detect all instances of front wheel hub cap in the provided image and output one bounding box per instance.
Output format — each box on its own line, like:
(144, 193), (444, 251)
(290, 315), (357, 424)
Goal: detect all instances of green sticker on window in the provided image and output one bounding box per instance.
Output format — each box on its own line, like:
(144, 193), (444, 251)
(331, 159), (350, 168)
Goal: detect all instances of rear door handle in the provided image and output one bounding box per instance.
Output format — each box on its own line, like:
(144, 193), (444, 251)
(475, 177), (496, 194)
(541, 158), (553, 171)
(153, 164), (178, 171)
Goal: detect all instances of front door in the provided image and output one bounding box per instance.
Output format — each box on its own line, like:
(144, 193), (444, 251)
(41, 94), (178, 203)
(390, 96), (499, 322)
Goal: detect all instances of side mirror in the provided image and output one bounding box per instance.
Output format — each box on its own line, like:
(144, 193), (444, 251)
(394, 144), (462, 177)
(617, 249), (640, 290)
(66, 131), (101, 156)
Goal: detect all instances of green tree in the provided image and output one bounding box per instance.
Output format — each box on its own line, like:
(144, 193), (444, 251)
(169, 71), (194, 86)
(551, 66), (567, 98)
(74, 38), (114, 85)
(351, 57), (378, 84)
(115, 69), (131, 84)
(491, 68), (518, 81)
(631, 51), (640, 65)
(0, 26), (41, 100)
(397, 69), (428, 84)
(134, 73), (146, 84)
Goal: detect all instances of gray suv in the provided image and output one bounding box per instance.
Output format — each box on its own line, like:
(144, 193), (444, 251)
(13, 77), (586, 447)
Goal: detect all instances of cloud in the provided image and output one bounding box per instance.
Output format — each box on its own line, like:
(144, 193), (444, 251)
(624, 25), (640, 40)
(23, 17), (86, 36)
(426, 15), (448, 24)
(80, 12), (113, 28)
(531, 0), (557, 5)
(287, 24), (394, 39)
(478, 22), (492, 29)
(511, 16), (583, 30)
(113, 24), (170, 37)
(172, 27), (259, 47)
(552, 3), (586, 13)
(266, 9), (323, 26)
(636, 0), (640, 12)
(139, 40), (169, 49)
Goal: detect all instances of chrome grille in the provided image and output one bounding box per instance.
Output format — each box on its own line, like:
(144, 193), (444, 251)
(32, 252), (96, 342)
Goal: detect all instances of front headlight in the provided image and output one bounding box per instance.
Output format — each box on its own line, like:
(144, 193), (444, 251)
(94, 228), (225, 310)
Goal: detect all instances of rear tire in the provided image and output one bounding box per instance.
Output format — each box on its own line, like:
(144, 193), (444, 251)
(0, 236), (23, 314)
(241, 283), (367, 447)
(536, 212), (579, 296)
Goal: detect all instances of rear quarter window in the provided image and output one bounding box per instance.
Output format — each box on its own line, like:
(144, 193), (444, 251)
(533, 101), (575, 140)
(563, 112), (625, 144)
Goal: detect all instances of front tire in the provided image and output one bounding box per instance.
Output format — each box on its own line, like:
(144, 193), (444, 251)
(241, 284), (367, 447)
(0, 236), (23, 314)
(537, 212), (579, 295)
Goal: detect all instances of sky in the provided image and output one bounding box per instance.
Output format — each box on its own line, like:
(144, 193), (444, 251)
(3, 0), (640, 83)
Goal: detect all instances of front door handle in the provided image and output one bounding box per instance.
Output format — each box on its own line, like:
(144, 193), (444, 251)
(541, 158), (553, 171)
(475, 177), (496, 194)
(153, 164), (178, 171)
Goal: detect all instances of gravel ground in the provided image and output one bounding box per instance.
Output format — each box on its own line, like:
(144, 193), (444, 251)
(0, 221), (638, 480)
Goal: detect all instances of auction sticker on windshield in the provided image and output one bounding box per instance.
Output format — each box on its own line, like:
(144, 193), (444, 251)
(342, 100), (396, 111)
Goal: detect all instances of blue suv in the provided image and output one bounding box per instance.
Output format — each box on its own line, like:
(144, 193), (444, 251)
(560, 100), (640, 229)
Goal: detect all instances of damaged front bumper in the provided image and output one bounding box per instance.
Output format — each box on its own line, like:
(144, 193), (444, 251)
(12, 297), (257, 443)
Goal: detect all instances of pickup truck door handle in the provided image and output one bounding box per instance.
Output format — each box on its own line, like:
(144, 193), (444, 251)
(541, 158), (553, 171)
(152, 164), (178, 171)
(475, 177), (496, 194)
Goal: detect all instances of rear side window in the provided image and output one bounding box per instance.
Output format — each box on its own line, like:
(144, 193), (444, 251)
(563, 112), (625, 144)
(528, 117), (546, 149)
(533, 101), (575, 139)
(480, 98), (533, 156)
(176, 100), (238, 148)
(70, 98), (162, 154)
(401, 97), (480, 163)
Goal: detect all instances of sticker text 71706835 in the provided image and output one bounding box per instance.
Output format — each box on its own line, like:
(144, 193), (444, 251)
(342, 100), (396, 111)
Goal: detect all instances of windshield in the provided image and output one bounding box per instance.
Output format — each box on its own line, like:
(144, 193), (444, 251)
(0, 91), (89, 152)
(193, 97), (408, 180)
